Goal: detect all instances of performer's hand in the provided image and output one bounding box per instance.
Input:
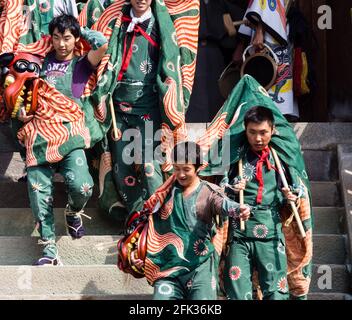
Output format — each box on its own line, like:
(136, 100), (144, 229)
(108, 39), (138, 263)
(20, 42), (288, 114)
(18, 107), (34, 123)
(282, 187), (298, 203)
(131, 250), (144, 269)
(239, 204), (250, 221)
(232, 178), (247, 192)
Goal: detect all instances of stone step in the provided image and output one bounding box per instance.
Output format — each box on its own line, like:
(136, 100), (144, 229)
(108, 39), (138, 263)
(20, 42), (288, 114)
(0, 208), (123, 236)
(0, 180), (343, 209)
(0, 123), (18, 153)
(292, 123), (352, 149)
(0, 152), (25, 182)
(0, 234), (346, 266)
(0, 265), (153, 297)
(313, 207), (344, 234)
(313, 234), (346, 265)
(310, 264), (351, 293)
(0, 236), (121, 266)
(0, 264), (348, 297)
(302, 150), (338, 181)
(0, 206), (342, 237)
(311, 181), (342, 207)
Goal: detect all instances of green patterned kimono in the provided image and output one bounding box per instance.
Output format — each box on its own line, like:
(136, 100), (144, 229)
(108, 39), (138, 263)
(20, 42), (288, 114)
(26, 52), (95, 259)
(222, 147), (290, 300)
(108, 8), (163, 214)
(198, 75), (313, 299)
(81, 1), (200, 221)
(145, 180), (237, 300)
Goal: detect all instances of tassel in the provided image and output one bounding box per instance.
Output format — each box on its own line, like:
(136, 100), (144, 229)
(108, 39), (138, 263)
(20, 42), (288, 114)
(31, 222), (41, 237)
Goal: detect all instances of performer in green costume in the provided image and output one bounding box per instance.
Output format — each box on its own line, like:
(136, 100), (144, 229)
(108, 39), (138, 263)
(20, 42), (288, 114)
(198, 75), (313, 300)
(77, 0), (200, 222)
(222, 106), (299, 300)
(131, 141), (250, 300)
(17, 14), (108, 265)
(108, 0), (165, 214)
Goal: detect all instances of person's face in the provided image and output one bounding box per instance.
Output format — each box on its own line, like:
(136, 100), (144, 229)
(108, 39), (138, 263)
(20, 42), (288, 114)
(245, 120), (274, 152)
(130, 0), (152, 17)
(173, 163), (199, 188)
(52, 28), (79, 61)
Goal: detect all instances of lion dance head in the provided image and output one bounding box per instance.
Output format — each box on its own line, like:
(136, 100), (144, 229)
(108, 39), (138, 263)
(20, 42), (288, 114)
(0, 52), (43, 120)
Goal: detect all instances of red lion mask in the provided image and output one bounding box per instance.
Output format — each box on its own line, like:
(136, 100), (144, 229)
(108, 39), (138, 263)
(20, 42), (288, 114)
(117, 210), (149, 279)
(0, 52), (43, 120)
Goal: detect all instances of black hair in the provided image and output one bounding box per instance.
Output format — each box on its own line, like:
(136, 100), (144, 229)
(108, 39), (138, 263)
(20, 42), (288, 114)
(171, 141), (203, 170)
(244, 106), (274, 129)
(49, 14), (80, 38)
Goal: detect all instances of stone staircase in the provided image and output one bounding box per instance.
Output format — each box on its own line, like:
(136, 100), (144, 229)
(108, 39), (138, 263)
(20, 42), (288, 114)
(0, 122), (351, 300)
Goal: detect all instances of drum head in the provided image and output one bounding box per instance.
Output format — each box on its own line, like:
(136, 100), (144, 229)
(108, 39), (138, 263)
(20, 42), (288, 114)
(241, 54), (277, 90)
(218, 62), (241, 99)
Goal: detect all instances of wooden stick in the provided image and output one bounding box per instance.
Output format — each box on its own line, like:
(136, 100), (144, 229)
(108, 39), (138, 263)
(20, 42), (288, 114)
(109, 95), (119, 140)
(233, 19), (248, 27)
(239, 159), (245, 231)
(270, 147), (306, 238)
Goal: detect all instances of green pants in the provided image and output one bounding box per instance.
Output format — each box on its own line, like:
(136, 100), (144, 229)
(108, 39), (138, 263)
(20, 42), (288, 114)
(27, 149), (93, 258)
(110, 112), (163, 214)
(153, 257), (217, 300)
(224, 237), (289, 300)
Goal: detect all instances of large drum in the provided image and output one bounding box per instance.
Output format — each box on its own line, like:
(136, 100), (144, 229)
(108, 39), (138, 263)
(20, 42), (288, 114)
(240, 44), (278, 90)
(218, 61), (241, 99)
(218, 43), (278, 99)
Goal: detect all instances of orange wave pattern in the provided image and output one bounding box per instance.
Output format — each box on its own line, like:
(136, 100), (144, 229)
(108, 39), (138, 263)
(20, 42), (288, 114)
(17, 36), (53, 56)
(145, 257), (189, 285)
(147, 216), (188, 261)
(282, 181), (313, 297)
(181, 58), (197, 94)
(144, 174), (176, 212)
(197, 113), (229, 152)
(164, 0), (199, 103)
(93, 94), (108, 123)
(17, 80), (88, 166)
(99, 151), (113, 197)
(173, 15), (199, 54)
(0, 0), (23, 53)
(160, 195), (174, 220)
(78, 1), (88, 26)
(165, 0), (198, 15)
(93, 0), (124, 33)
(163, 77), (184, 128)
